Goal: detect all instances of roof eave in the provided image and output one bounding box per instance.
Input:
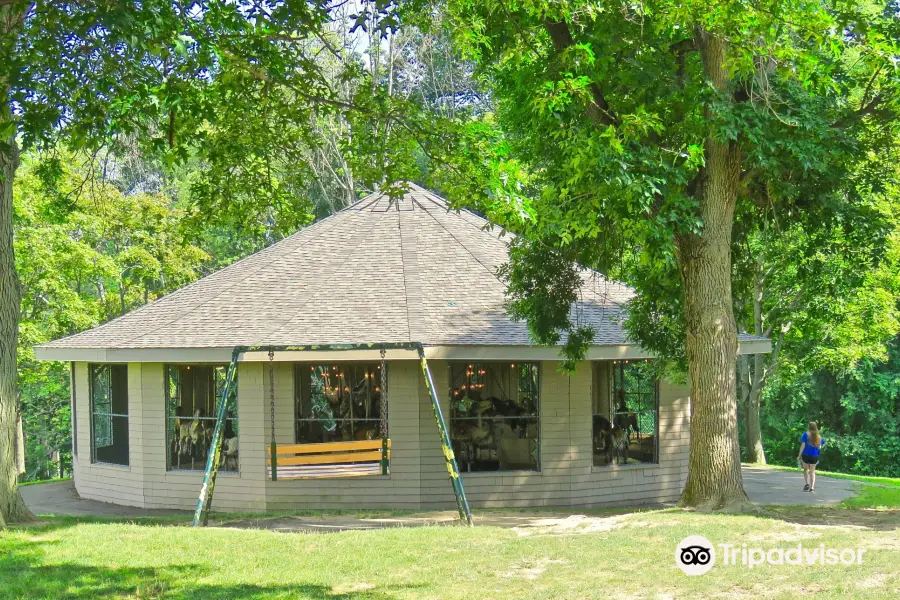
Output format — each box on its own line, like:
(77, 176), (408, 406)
(34, 338), (771, 363)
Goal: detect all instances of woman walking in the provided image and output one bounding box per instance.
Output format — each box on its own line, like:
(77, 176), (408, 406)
(798, 421), (825, 492)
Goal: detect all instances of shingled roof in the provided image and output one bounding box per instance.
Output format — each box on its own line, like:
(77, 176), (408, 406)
(38, 184), (646, 352)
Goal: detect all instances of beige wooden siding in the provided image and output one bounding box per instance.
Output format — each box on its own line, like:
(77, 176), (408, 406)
(72, 361), (267, 511)
(571, 373), (690, 507)
(420, 360), (582, 509)
(139, 363), (266, 512)
(70, 358), (689, 512)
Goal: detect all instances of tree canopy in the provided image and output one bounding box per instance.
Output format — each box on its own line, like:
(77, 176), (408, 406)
(430, 0), (900, 509)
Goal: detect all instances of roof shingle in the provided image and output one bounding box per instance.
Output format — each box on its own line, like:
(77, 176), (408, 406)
(38, 184), (737, 350)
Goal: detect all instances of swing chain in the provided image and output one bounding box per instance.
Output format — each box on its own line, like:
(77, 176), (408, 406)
(379, 348), (388, 439)
(268, 350), (276, 445)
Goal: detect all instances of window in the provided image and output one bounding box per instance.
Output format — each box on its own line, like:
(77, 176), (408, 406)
(90, 364), (129, 466)
(165, 365), (238, 472)
(294, 363), (387, 444)
(448, 362), (540, 472)
(593, 360), (658, 466)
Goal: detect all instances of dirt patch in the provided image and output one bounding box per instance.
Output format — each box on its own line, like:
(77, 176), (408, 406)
(331, 582), (375, 594)
(867, 535), (900, 550)
(709, 589), (756, 600)
(744, 529), (822, 542)
(499, 558), (567, 580)
(856, 574), (889, 590)
(511, 514), (628, 537)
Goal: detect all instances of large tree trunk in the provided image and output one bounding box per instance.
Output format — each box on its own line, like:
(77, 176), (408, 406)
(1, 68), (34, 524)
(676, 31), (753, 512)
(1, 132), (34, 526)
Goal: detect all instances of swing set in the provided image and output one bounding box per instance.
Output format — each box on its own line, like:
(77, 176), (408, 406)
(190, 343), (473, 527)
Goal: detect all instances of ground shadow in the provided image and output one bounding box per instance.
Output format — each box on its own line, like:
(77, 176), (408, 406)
(759, 505), (900, 532)
(0, 537), (421, 599)
(16, 504), (666, 536)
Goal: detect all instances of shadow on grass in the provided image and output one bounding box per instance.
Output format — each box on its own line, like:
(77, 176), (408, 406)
(0, 536), (420, 599)
(759, 505), (900, 532)
(19, 504), (668, 537)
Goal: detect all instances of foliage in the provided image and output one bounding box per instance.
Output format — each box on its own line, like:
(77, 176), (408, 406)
(761, 335), (900, 478)
(5, 1), (491, 484)
(1, 0), (402, 504)
(430, 0), (900, 367)
(730, 150), (900, 472)
(14, 153), (207, 481)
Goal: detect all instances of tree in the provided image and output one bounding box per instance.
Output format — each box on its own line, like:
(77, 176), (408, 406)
(0, 0), (401, 526)
(435, 0), (900, 509)
(760, 330), (900, 477)
(733, 167), (900, 463)
(14, 152), (208, 481)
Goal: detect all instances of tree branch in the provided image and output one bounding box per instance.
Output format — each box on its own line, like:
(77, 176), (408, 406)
(219, 49), (359, 113)
(762, 287), (804, 339)
(831, 92), (894, 129)
(542, 19), (618, 127)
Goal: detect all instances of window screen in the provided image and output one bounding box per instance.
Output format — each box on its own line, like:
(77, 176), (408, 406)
(449, 362), (540, 472)
(90, 364), (129, 466)
(166, 365), (238, 472)
(294, 363), (387, 444)
(593, 360), (658, 466)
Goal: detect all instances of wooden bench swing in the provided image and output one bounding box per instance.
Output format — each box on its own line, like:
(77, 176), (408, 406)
(265, 349), (391, 480)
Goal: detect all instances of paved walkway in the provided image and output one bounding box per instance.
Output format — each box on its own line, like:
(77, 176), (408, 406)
(20, 480), (186, 518)
(21, 466), (864, 528)
(742, 465), (862, 505)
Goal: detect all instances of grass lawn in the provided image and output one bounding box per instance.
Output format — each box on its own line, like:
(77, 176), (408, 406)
(843, 485), (900, 509)
(3, 506), (898, 599)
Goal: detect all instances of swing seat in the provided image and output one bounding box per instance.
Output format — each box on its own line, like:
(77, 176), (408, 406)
(267, 439), (391, 479)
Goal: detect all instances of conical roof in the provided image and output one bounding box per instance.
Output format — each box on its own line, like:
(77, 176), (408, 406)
(40, 184), (636, 351)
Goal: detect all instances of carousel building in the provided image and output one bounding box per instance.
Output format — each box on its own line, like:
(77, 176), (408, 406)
(36, 184), (770, 512)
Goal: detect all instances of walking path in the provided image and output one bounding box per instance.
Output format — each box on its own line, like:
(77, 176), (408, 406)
(20, 466), (865, 531)
(20, 480), (185, 518)
(741, 465), (863, 506)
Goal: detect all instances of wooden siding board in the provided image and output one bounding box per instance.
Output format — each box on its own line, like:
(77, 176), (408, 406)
(71, 359), (690, 511)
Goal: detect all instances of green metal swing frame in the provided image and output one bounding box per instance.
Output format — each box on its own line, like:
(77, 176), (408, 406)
(191, 343), (473, 527)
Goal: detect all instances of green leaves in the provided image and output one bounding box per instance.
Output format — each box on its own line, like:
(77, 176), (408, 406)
(430, 0), (900, 371)
(0, 119), (15, 141)
(13, 150), (213, 480)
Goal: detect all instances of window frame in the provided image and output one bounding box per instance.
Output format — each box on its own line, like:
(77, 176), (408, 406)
(447, 361), (541, 474)
(88, 363), (130, 467)
(293, 362), (389, 446)
(592, 360), (660, 469)
(164, 363), (239, 473)
(70, 362), (77, 458)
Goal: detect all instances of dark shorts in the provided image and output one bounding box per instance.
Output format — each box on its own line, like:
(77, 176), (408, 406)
(801, 454), (819, 465)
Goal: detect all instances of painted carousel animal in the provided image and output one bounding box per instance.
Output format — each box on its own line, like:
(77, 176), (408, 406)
(220, 436), (239, 471)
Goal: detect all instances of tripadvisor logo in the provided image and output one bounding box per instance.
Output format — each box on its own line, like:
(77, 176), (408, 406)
(675, 535), (715, 576)
(675, 536), (868, 575)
